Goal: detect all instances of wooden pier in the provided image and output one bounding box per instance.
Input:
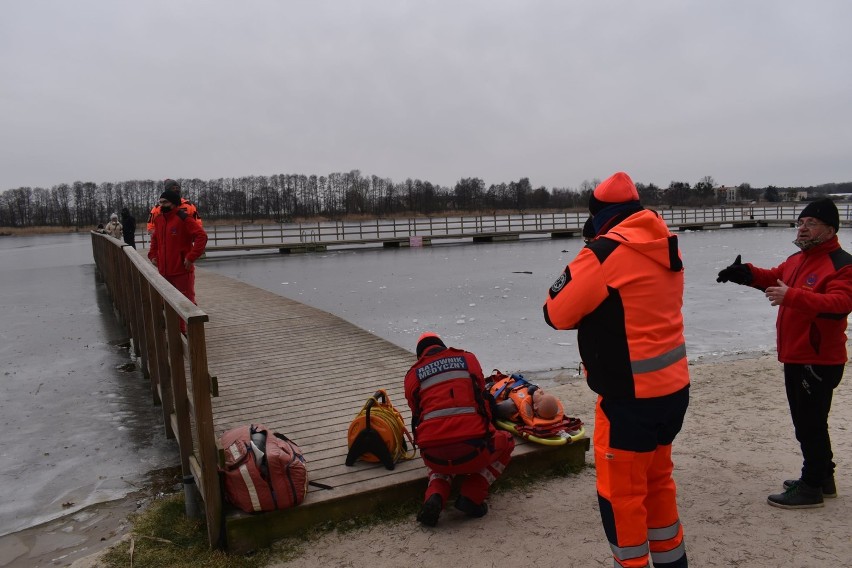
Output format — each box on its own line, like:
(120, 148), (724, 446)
(199, 270), (588, 552)
(91, 233), (589, 553)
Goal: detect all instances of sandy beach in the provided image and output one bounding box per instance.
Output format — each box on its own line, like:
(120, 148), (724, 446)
(6, 353), (850, 568)
(264, 354), (851, 568)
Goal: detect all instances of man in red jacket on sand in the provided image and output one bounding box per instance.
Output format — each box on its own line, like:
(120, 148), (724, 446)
(404, 332), (514, 527)
(148, 188), (208, 304)
(717, 197), (852, 509)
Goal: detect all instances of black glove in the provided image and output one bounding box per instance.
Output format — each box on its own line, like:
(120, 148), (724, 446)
(716, 254), (752, 284)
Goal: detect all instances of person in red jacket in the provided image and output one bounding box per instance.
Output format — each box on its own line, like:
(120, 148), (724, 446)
(717, 197), (852, 508)
(544, 172), (689, 568)
(148, 189), (208, 304)
(146, 179), (201, 234)
(404, 332), (514, 527)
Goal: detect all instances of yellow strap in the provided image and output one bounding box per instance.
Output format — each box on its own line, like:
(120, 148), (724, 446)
(354, 392), (416, 462)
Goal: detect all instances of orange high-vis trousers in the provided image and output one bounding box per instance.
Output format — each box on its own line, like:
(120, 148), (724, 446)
(594, 388), (689, 568)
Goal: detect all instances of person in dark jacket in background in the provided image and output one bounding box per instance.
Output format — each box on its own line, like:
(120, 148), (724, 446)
(404, 332), (514, 527)
(717, 197), (852, 508)
(121, 208), (136, 248)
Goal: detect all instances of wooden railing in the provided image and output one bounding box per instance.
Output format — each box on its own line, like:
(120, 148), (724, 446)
(134, 204), (852, 250)
(90, 232), (222, 548)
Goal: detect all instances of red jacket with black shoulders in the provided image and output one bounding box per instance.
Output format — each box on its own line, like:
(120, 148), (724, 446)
(748, 236), (852, 365)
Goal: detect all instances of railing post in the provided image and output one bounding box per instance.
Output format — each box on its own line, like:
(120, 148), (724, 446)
(186, 317), (221, 546)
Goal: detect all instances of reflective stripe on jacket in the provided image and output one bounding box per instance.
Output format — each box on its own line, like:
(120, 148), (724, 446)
(543, 209), (690, 399)
(404, 347), (493, 449)
(748, 236), (852, 364)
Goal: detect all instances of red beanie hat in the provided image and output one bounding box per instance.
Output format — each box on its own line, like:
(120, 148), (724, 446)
(589, 172), (640, 215)
(416, 332), (446, 357)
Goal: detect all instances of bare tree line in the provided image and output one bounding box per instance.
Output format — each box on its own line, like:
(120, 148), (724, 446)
(1, 170), (848, 228)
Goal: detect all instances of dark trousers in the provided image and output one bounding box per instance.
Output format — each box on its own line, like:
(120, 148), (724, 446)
(783, 363), (843, 486)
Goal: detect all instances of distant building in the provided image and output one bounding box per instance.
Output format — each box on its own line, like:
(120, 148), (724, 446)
(714, 185), (739, 203)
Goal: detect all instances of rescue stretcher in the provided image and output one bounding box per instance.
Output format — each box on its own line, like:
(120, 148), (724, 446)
(495, 418), (585, 446)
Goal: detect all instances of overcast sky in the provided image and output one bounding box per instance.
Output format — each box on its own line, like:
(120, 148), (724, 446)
(2, 1), (851, 193)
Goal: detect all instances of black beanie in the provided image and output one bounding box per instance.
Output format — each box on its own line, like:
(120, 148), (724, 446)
(799, 198), (839, 232)
(416, 332), (446, 357)
(160, 190), (181, 206)
(164, 179), (181, 192)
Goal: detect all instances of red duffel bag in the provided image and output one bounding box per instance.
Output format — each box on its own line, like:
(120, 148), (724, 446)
(220, 424), (308, 513)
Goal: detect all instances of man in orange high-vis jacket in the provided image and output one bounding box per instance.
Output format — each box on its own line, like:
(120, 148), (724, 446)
(543, 172), (689, 568)
(404, 332), (514, 527)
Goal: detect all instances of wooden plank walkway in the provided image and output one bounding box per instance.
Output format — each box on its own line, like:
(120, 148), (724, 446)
(194, 269), (589, 552)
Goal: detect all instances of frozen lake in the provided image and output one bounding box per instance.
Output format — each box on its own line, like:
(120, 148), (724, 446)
(204, 226), (796, 375)
(0, 226), (802, 536)
(0, 233), (175, 537)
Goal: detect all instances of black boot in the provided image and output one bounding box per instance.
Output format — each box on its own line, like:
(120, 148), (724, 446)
(783, 476), (837, 498)
(454, 495), (488, 518)
(768, 480), (824, 509)
(417, 494), (443, 527)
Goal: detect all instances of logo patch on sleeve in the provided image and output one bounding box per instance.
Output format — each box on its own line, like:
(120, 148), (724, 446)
(550, 270), (569, 296)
